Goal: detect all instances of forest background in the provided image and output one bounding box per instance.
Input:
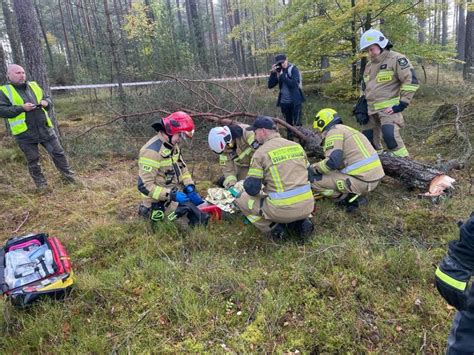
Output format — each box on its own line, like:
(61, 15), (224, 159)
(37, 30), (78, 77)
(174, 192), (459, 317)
(0, 0), (473, 352)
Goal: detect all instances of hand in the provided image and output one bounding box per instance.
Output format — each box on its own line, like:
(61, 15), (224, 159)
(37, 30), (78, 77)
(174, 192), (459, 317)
(40, 100), (48, 108)
(435, 255), (471, 311)
(184, 184), (204, 205)
(170, 190), (190, 204)
(228, 186), (241, 198)
(22, 102), (36, 112)
(384, 101), (408, 114)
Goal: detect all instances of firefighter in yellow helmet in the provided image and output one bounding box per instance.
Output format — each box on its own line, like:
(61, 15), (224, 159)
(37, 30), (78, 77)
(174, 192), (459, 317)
(310, 108), (385, 212)
(208, 123), (259, 196)
(357, 28), (419, 158)
(234, 116), (314, 239)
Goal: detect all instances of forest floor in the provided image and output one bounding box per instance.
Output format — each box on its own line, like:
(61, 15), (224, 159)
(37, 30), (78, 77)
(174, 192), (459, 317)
(0, 74), (472, 352)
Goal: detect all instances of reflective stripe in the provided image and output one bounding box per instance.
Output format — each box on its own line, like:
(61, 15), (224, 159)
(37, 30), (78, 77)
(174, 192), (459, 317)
(248, 167), (263, 178)
(181, 172), (192, 181)
(152, 186), (163, 199)
(235, 147), (252, 163)
(373, 97), (400, 110)
(401, 84), (419, 92)
(268, 184), (311, 200)
(320, 189), (334, 197)
(436, 267), (467, 291)
(352, 134), (371, 158)
(341, 153), (379, 174)
(269, 166), (284, 192)
(390, 146), (409, 157)
(268, 189), (313, 207)
(8, 118), (25, 128)
(246, 214), (261, 223)
(247, 199), (255, 210)
(318, 161), (331, 174)
(139, 157), (161, 168)
(224, 175), (237, 186)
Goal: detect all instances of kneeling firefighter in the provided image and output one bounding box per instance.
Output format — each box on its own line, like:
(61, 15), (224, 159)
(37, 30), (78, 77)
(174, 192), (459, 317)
(435, 213), (474, 354)
(137, 111), (208, 227)
(309, 108), (385, 212)
(208, 123), (259, 196)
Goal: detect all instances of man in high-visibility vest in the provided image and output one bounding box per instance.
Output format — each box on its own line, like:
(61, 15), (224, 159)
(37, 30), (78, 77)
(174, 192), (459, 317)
(234, 116), (314, 239)
(0, 64), (76, 191)
(309, 108), (385, 212)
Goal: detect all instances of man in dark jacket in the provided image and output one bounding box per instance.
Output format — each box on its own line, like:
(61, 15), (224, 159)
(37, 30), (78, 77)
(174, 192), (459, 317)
(268, 54), (305, 140)
(0, 64), (76, 191)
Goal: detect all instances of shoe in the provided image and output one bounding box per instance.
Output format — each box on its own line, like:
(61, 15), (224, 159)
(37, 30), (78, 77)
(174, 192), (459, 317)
(341, 195), (368, 213)
(288, 218), (314, 237)
(269, 223), (286, 240)
(35, 183), (51, 194)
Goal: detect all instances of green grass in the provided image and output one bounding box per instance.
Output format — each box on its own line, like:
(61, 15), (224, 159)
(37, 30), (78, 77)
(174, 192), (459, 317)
(0, 76), (472, 352)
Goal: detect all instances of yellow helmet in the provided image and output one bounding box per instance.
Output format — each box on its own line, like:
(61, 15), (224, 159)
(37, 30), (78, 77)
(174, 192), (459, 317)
(313, 108), (340, 132)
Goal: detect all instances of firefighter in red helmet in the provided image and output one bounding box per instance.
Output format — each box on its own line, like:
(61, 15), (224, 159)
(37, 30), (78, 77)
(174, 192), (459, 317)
(137, 111), (208, 227)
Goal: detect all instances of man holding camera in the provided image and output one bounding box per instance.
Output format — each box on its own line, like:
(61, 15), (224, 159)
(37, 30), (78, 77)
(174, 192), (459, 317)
(268, 54), (305, 141)
(0, 64), (77, 191)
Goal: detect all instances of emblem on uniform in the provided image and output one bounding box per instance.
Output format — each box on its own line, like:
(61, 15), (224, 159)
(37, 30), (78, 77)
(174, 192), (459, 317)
(398, 58), (408, 67)
(142, 165), (152, 172)
(161, 148), (171, 157)
(380, 64), (387, 69)
(251, 141), (260, 149)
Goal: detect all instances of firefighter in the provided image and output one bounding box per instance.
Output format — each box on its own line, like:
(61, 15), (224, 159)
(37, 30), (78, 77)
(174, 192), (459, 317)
(234, 116), (314, 238)
(435, 212), (474, 354)
(208, 123), (259, 196)
(359, 28), (419, 157)
(310, 108), (385, 212)
(137, 111), (208, 227)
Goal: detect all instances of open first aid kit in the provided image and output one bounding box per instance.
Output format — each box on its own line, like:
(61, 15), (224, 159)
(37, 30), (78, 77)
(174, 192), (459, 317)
(0, 233), (74, 308)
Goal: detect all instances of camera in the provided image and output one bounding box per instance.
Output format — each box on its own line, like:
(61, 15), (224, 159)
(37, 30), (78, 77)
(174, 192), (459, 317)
(275, 63), (282, 72)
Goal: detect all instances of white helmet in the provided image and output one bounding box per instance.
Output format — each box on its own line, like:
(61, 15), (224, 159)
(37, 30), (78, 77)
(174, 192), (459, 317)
(208, 126), (232, 154)
(359, 28), (389, 51)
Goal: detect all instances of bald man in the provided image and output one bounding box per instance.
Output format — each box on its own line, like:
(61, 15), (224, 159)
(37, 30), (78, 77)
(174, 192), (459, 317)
(0, 64), (77, 191)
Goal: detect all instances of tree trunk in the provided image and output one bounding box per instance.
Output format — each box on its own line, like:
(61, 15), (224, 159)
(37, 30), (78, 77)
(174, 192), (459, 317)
(350, 0), (357, 87)
(188, 0), (209, 73)
(0, 43), (8, 84)
(58, 0), (75, 81)
(418, 0), (426, 43)
(103, 0), (126, 108)
(65, 0), (82, 63)
(234, 1), (247, 76)
(463, 9), (474, 80)
(1, 0), (23, 65)
(33, 0), (54, 67)
(457, 2), (466, 62)
(441, 0), (448, 47)
(12, 0), (50, 94)
(209, 0), (221, 76)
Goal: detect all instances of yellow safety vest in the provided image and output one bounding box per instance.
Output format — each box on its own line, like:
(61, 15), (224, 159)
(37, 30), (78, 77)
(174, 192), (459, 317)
(0, 81), (53, 135)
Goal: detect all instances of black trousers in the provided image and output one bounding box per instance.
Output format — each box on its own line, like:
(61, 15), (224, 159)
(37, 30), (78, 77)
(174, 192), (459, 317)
(17, 136), (74, 187)
(280, 103), (302, 139)
(447, 285), (474, 354)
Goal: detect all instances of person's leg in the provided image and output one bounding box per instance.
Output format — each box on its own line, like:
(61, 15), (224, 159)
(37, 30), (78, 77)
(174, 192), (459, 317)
(17, 141), (47, 188)
(41, 137), (76, 181)
(235, 192), (273, 232)
(362, 113), (383, 152)
(379, 112), (409, 157)
(292, 104), (303, 126)
(280, 103), (294, 140)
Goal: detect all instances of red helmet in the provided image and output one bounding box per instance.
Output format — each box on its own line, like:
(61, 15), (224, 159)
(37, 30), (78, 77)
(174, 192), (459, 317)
(162, 111), (195, 138)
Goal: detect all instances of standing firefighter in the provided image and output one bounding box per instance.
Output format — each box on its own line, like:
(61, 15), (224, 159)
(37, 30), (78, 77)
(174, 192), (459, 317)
(435, 213), (474, 353)
(234, 116), (314, 239)
(137, 111), (208, 227)
(309, 109), (385, 212)
(208, 123), (259, 196)
(358, 29), (419, 157)
(0, 64), (77, 191)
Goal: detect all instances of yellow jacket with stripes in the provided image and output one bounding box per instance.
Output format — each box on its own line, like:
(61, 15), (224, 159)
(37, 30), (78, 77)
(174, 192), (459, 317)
(314, 124), (385, 182)
(219, 123), (257, 188)
(138, 132), (194, 203)
(363, 50), (419, 114)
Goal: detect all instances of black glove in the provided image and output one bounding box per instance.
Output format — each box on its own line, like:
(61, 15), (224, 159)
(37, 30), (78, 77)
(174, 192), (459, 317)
(307, 166), (321, 183)
(391, 101), (408, 113)
(435, 254), (471, 311)
(353, 95), (369, 125)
